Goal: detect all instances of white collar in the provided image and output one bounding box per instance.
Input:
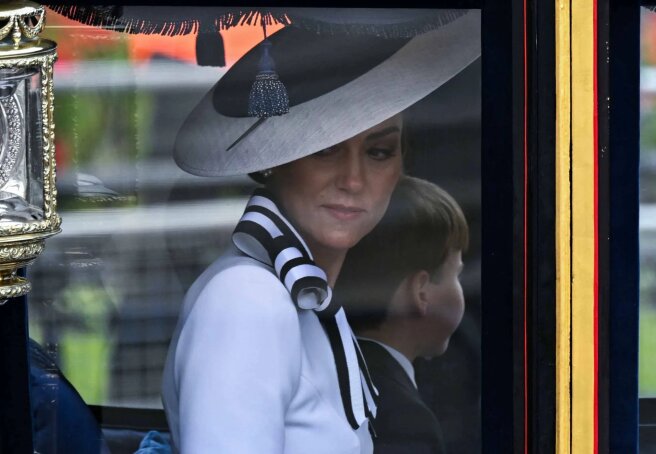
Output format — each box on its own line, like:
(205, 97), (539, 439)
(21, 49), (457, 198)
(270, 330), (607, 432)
(232, 188), (376, 428)
(358, 337), (417, 389)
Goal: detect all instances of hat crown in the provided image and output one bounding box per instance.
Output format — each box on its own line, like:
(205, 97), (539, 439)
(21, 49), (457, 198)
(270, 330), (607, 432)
(214, 26), (409, 118)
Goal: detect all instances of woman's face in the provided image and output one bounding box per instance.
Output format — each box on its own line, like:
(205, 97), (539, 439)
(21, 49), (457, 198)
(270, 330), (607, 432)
(269, 115), (403, 257)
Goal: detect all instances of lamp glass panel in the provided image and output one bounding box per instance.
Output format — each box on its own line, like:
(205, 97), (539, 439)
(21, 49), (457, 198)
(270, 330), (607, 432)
(26, 67), (45, 216)
(0, 67), (44, 223)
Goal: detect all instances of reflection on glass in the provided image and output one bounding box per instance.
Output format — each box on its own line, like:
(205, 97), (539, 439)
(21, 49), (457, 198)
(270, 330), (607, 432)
(0, 67), (44, 223)
(29, 8), (481, 454)
(641, 8), (656, 398)
(31, 12), (252, 409)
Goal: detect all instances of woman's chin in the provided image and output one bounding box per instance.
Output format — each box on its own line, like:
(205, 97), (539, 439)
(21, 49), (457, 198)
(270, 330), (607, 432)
(313, 232), (363, 254)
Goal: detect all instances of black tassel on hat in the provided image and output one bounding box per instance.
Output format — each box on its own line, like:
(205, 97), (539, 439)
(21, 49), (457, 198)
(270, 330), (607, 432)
(247, 30), (290, 118)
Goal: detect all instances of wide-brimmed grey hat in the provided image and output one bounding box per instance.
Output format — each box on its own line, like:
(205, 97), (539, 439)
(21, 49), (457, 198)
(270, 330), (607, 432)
(174, 9), (480, 177)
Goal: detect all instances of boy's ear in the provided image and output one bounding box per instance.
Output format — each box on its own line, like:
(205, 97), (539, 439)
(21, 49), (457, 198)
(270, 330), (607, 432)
(409, 270), (431, 316)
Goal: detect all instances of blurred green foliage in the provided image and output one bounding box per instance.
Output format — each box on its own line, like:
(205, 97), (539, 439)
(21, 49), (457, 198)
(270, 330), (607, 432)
(641, 109), (656, 203)
(640, 303), (656, 397)
(641, 109), (656, 155)
(60, 332), (111, 404)
(57, 284), (115, 404)
(642, 86), (656, 396)
(50, 32), (156, 210)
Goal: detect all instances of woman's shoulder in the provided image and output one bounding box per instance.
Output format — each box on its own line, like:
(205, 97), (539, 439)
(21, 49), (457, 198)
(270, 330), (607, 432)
(182, 243), (296, 323)
(197, 244), (285, 291)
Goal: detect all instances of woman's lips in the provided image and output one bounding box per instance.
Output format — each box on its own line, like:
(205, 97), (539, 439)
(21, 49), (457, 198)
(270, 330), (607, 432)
(322, 204), (366, 221)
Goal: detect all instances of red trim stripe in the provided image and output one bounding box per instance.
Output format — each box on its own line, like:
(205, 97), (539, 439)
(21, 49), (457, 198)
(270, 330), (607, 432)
(593, 0), (599, 453)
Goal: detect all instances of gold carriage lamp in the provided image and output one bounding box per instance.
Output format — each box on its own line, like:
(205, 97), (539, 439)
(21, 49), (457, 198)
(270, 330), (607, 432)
(0, 1), (59, 303)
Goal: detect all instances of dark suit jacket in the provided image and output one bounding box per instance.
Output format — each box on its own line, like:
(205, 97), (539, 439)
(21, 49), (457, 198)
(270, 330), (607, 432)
(359, 339), (447, 454)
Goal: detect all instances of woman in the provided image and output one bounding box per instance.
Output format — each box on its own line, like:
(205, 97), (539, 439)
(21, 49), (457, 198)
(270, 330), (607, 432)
(162, 9), (480, 454)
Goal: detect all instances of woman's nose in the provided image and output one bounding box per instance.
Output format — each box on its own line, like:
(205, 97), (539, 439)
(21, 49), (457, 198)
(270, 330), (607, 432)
(336, 150), (365, 192)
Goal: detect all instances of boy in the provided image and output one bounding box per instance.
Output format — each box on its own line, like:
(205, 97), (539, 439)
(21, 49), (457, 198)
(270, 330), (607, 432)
(337, 175), (469, 454)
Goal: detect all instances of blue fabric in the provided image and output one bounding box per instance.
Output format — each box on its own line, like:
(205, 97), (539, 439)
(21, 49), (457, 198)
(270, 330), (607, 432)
(29, 339), (110, 454)
(135, 430), (173, 454)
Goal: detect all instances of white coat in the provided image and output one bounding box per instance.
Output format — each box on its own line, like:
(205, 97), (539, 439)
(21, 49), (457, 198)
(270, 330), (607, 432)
(162, 243), (373, 454)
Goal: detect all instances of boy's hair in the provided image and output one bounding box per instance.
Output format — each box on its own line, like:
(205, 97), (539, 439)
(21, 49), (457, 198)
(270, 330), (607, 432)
(337, 175), (469, 331)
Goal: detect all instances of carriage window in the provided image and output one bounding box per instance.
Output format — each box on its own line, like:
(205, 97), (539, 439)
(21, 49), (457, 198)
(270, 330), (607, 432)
(641, 7), (656, 451)
(641, 7), (656, 399)
(29, 7), (482, 453)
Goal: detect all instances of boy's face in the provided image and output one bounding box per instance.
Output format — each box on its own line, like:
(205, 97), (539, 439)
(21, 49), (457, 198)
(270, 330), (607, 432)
(423, 249), (465, 357)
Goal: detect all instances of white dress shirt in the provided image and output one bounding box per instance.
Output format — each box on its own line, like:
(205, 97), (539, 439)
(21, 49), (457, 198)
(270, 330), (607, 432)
(162, 244), (373, 454)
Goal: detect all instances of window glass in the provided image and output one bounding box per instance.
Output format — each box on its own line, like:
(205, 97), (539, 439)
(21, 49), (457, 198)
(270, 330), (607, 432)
(32, 9), (264, 408)
(30, 7), (481, 453)
(641, 7), (656, 399)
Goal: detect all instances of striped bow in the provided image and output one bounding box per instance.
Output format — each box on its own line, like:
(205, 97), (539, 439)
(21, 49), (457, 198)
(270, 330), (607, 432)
(232, 188), (378, 432)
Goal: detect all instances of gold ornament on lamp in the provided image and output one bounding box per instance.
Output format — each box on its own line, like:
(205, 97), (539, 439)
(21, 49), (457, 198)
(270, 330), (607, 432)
(0, 1), (60, 303)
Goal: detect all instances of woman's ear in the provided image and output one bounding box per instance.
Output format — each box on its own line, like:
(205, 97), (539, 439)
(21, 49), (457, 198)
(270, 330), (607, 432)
(408, 270), (431, 316)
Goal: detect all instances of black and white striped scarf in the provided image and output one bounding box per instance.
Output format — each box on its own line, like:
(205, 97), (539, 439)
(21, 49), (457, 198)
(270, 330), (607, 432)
(231, 188), (378, 432)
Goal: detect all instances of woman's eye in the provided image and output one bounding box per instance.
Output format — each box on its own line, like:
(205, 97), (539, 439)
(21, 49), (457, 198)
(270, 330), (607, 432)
(367, 147), (396, 160)
(314, 146), (338, 157)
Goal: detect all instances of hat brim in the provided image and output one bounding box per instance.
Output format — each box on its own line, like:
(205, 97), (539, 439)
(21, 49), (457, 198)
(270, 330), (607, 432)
(174, 9), (480, 177)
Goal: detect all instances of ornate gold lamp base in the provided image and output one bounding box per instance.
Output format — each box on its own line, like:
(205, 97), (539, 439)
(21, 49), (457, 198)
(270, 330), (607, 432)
(0, 235), (52, 303)
(0, 271), (31, 303)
